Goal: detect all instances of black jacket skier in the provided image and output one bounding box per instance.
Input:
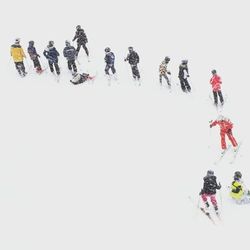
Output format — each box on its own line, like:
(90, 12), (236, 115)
(63, 40), (77, 73)
(124, 47), (140, 80)
(72, 25), (89, 57)
(178, 60), (191, 92)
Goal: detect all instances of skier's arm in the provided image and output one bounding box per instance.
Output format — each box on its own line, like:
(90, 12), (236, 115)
(210, 120), (218, 128)
(136, 53), (140, 63)
(21, 48), (26, 58)
(63, 48), (67, 58)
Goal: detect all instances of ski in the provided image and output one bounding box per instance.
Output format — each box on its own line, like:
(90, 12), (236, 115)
(230, 142), (242, 164)
(214, 145), (231, 165)
(200, 208), (216, 225)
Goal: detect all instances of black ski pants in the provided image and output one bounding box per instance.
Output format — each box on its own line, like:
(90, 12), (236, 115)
(32, 58), (41, 70)
(76, 43), (89, 56)
(67, 60), (77, 72)
(15, 61), (26, 75)
(179, 78), (191, 92)
(48, 61), (60, 75)
(130, 64), (140, 79)
(105, 64), (116, 75)
(213, 91), (224, 105)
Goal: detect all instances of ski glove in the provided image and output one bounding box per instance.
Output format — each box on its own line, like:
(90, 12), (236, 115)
(217, 183), (221, 189)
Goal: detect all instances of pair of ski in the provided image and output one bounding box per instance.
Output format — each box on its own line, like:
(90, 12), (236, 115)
(189, 196), (221, 226)
(214, 142), (242, 165)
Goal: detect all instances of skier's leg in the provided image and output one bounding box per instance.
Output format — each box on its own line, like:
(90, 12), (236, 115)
(220, 132), (227, 150)
(218, 90), (224, 104)
(76, 43), (81, 56)
(213, 91), (218, 105)
(54, 63), (60, 75)
(48, 61), (54, 73)
(133, 65), (140, 79)
(105, 64), (110, 75)
(180, 79), (186, 92)
(15, 62), (22, 75)
(227, 130), (238, 147)
(111, 65), (116, 74)
(82, 44), (89, 56)
(163, 74), (170, 86)
(159, 75), (163, 85)
(72, 61), (77, 72)
(201, 194), (210, 208)
(67, 60), (72, 70)
(131, 65), (137, 79)
(34, 58), (42, 71)
(184, 79), (191, 92)
(210, 195), (219, 213)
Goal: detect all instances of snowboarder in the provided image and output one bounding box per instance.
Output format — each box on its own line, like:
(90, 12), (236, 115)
(27, 40), (42, 73)
(43, 41), (60, 75)
(210, 115), (238, 153)
(70, 72), (94, 85)
(178, 60), (191, 92)
(72, 25), (89, 57)
(124, 46), (140, 81)
(104, 47), (116, 77)
(159, 56), (171, 86)
(199, 170), (221, 215)
(63, 40), (77, 74)
(210, 69), (224, 106)
(230, 171), (250, 204)
(10, 38), (27, 77)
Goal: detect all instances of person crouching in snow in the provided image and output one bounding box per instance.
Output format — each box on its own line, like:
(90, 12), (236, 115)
(210, 70), (224, 106)
(70, 72), (94, 85)
(230, 171), (250, 204)
(199, 170), (221, 215)
(210, 115), (238, 153)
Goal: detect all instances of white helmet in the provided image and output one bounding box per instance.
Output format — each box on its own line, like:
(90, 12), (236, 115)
(15, 38), (20, 44)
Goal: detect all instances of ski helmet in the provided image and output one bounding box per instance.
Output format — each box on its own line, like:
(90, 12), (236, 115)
(15, 38), (20, 44)
(48, 41), (54, 47)
(234, 171), (242, 180)
(76, 25), (81, 30)
(207, 170), (214, 176)
(165, 56), (170, 62)
(65, 40), (70, 46)
(212, 69), (217, 74)
(105, 47), (111, 53)
(128, 46), (134, 52)
(29, 40), (34, 46)
(182, 59), (188, 64)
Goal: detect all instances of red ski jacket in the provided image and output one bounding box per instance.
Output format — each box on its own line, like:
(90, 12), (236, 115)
(210, 75), (222, 92)
(210, 120), (233, 133)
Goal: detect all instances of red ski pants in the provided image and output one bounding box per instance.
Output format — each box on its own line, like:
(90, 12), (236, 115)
(201, 194), (217, 206)
(220, 130), (238, 150)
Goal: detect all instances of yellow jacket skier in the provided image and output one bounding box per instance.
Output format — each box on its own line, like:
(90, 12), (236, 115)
(10, 38), (27, 77)
(230, 171), (250, 204)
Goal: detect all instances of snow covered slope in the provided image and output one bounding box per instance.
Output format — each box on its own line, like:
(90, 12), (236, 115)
(1, 0), (250, 249)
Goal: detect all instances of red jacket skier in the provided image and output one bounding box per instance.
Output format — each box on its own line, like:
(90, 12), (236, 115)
(210, 70), (224, 106)
(210, 115), (238, 151)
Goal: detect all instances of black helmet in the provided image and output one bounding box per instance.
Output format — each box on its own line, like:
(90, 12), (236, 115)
(65, 40), (70, 46)
(29, 40), (34, 46)
(207, 170), (214, 176)
(165, 56), (170, 62)
(212, 69), (217, 74)
(234, 171), (242, 180)
(128, 46), (133, 52)
(105, 47), (111, 53)
(76, 25), (81, 30)
(48, 40), (54, 47)
(182, 59), (188, 64)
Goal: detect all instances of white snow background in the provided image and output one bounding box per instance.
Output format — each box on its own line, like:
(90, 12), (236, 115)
(1, 0), (250, 249)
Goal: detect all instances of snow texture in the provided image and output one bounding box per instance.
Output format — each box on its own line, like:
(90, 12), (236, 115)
(1, 0), (250, 249)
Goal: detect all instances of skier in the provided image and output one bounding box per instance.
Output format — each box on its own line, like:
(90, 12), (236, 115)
(10, 38), (27, 77)
(72, 25), (89, 57)
(159, 56), (171, 86)
(124, 46), (140, 81)
(199, 170), (221, 215)
(178, 60), (191, 92)
(230, 171), (250, 204)
(63, 40), (77, 74)
(104, 47), (116, 78)
(43, 41), (60, 75)
(210, 69), (224, 106)
(27, 40), (42, 73)
(210, 115), (238, 153)
(70, 72), (94, 85)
